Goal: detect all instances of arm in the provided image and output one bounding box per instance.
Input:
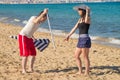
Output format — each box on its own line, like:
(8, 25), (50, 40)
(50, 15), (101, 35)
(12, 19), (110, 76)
(64, 19), (80, 41)
(34, 9), (48, 24)
(85, 7), (90, 24)
(68, 19), (80, 37)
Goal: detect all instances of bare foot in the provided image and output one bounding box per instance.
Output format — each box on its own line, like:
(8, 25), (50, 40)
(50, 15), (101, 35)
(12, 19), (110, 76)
(76, 72), (83, 75)
(84, 73), (89, 77)
(22, 71), (27, 74)
(28, 69), (34, 73)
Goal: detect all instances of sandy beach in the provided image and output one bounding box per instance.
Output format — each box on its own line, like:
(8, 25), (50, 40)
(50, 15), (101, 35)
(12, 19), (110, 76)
(0, 22), (120, 80)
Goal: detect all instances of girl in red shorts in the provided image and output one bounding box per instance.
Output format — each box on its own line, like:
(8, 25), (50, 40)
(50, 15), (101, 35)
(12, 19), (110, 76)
(18, 9), (48, 74)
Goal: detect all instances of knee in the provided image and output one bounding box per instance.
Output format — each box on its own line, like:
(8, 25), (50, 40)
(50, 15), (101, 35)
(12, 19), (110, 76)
(83, 54), (89, 60)
(74, 53), (80, 60)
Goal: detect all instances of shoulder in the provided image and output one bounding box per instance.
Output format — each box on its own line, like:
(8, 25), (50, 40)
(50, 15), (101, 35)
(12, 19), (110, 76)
(30, 16), (37, 20)
(28, 16), (37, 23)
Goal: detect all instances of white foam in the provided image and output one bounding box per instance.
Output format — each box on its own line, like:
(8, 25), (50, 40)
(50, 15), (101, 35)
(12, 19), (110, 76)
(52, 30), (67, 36)
(37, 28), (68, 37)
(22, 20), (28, 24)
(38, 28), (50, 33)
(23, 26), (120, 47)
(90, 36), (101, 40)
(109, 38), (120, 45)
(14, 19), (20, 22)
(0, 17), (9, 21)
(52, 29), (64, 33)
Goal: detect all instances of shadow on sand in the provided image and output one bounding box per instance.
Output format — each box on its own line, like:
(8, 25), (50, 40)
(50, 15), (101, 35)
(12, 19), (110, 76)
(44, 66), (120, 75)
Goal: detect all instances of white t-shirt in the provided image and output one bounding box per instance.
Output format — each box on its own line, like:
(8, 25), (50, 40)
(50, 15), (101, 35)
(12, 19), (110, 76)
(20, 16), (39, 38)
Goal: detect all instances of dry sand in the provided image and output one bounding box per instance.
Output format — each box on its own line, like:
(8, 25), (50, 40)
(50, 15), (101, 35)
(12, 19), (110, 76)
(0, 22), (120, 80)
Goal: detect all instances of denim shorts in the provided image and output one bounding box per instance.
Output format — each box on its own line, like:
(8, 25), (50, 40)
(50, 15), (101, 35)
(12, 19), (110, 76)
(77, 34), (91, 48)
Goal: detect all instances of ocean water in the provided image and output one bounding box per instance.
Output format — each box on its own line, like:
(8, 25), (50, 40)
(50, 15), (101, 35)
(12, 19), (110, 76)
(0, 2), (120, 47)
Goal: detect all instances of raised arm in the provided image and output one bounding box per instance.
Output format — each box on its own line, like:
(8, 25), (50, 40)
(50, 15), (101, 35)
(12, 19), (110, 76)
(34, 9), (48, 24)
(85, 7), (90, 24)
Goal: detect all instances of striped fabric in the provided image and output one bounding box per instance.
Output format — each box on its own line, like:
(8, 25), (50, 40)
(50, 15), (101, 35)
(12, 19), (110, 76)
(34, 39), (50, 52)
(10, 35), (50, 52)
(10, 35), (18, 39)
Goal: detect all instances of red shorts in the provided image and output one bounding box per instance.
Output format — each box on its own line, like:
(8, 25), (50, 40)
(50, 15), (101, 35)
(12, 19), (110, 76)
(18, 34), (36, 57)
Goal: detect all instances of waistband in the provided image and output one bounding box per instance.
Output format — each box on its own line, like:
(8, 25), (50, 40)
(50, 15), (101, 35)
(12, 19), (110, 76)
(19, 34), (32, 39)
(79, 34), (89, 37)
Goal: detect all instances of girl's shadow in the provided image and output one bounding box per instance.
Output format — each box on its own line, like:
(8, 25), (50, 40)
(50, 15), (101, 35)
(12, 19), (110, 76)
(44, 66), (120, 75)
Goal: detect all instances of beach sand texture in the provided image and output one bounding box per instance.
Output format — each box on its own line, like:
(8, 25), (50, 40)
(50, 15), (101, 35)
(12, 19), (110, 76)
(0, 22), (120, 80)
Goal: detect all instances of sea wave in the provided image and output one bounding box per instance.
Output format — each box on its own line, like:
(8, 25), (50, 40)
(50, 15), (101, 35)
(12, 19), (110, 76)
(22, 20), (28, 24)
(14, 19), (20, 22)
(0, 17), (9, 21)
(109, 38), (120, 45)
(37, 27), (120, 48)
(0, 16), (21, 23)
(0, 15), (120, 48)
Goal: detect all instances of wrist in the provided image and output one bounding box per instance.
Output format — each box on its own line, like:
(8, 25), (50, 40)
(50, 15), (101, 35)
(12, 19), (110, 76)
(42, 12), (47, 15)
(67, 34), (71, 37)
(43, 10), (48, 14)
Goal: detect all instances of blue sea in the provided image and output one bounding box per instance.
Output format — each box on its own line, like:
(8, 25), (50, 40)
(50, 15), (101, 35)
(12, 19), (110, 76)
(0, 2), (120, 47)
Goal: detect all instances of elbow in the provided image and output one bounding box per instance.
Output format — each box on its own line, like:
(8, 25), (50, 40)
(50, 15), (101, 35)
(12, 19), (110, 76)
(85, 18), (90, 24)
(85, 21), (90, 24)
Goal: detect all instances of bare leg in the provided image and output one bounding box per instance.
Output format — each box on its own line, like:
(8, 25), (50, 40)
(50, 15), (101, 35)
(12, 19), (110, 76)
(22, 56), (28, 74)
(82, 48), (90, 76)
(29, 56), (35, 72)
(74, 48), (83, 75)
